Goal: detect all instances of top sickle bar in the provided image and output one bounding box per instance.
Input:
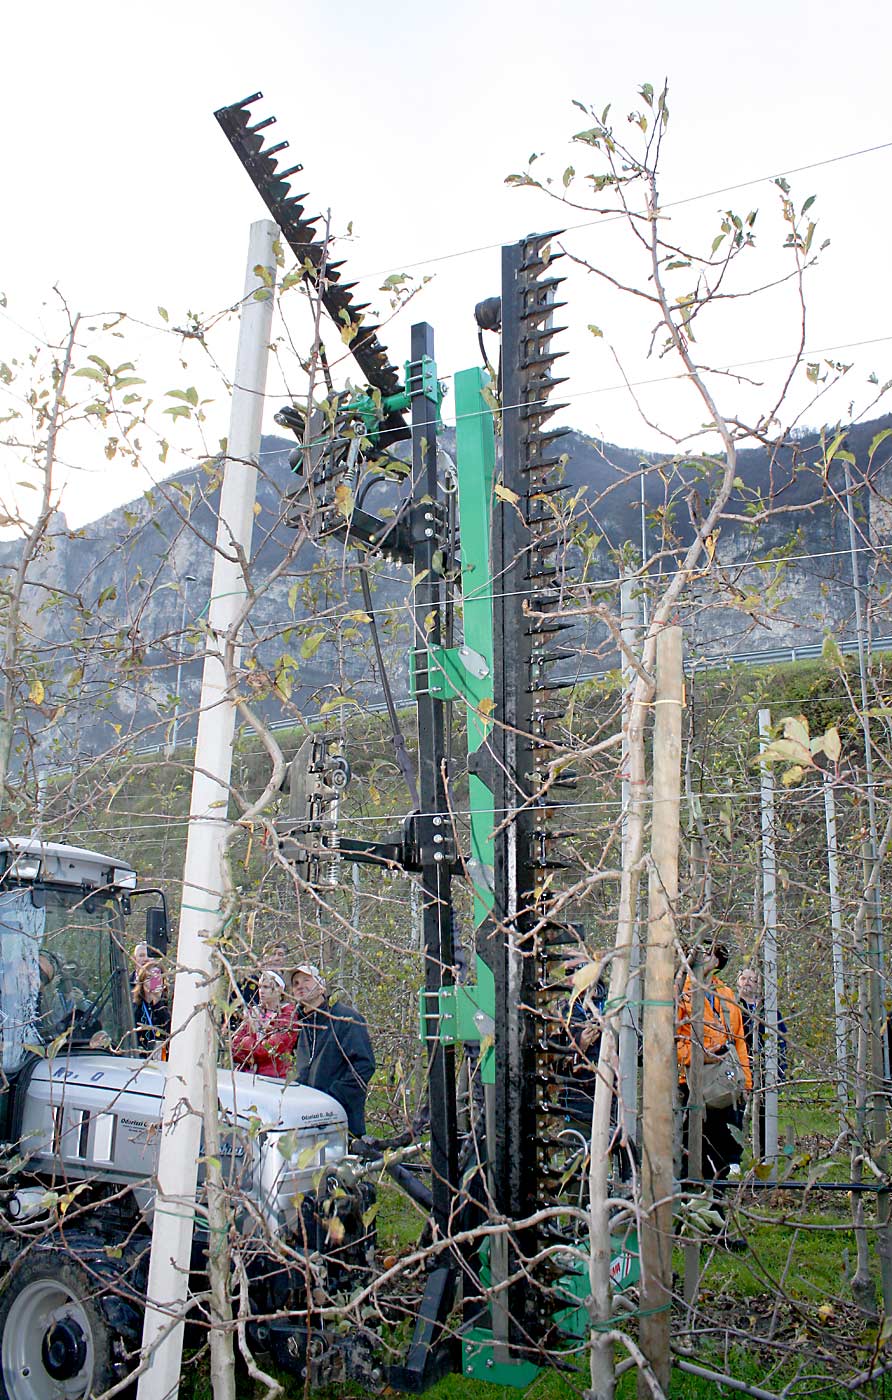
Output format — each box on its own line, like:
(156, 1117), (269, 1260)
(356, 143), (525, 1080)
(214, 93), (410, 444)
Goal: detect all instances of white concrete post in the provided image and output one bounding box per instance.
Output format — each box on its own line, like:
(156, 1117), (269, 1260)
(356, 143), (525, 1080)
(822, 771), (850, 1118)
(137, 219), (278, 1400)
(758, 708), (779, 1175)
(618, 570), (641, 1147)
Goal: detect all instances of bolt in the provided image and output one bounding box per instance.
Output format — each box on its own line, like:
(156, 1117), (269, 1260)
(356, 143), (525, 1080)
(434, 834), (443, 844)
(424, 528), (434, 538)
(434, 852), (444, 862)
(424, 511), (434, 521)
(369, 534), (376, 542)
(433, 816), (442, 826)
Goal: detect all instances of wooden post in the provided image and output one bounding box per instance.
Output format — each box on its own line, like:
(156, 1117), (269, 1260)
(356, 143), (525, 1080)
(638, 625), (683, 1398)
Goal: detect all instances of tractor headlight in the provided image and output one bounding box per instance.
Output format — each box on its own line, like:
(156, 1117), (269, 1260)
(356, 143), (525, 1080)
(258, 1127), (348, 1234)
(12, 854), (41, 880)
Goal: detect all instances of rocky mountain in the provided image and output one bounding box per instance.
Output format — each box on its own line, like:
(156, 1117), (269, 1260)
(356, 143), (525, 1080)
(3, 414), (890, 765)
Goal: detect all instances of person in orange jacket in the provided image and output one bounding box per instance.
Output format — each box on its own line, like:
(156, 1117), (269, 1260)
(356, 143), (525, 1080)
(677, 941), (752, 1187)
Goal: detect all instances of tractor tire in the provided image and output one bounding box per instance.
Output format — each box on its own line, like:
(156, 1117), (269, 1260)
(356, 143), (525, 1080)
(0, 1251), (129, 1400)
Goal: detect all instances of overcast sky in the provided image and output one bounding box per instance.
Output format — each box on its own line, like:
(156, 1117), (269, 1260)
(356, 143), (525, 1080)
(3, 0), (891, 527)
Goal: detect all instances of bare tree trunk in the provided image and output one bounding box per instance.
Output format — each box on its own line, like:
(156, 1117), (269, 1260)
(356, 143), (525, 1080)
(587, 678), (650, 1400)
(638, 626), (683, 1397)
(203, 979), (236, 1400)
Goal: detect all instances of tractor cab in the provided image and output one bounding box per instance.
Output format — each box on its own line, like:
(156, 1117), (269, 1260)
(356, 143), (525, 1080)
(0, 840), (161, 1099)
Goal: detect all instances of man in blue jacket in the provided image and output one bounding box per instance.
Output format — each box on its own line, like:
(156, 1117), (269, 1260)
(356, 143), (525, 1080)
(289, 964), (376, 1137)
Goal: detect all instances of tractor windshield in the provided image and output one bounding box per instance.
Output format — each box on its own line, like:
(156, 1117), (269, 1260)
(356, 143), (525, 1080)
(0, 886), (134, 1074)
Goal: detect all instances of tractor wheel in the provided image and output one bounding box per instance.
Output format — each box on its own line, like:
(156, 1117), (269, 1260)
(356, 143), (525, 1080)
(0, 1253), (126, 1400)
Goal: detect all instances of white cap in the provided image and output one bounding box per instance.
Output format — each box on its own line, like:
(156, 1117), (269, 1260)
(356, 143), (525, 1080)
(290, 962), (326, 989)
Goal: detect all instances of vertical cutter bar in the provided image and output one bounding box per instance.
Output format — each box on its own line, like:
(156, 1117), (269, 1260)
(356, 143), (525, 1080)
(489, 242), (541, 1343)
(410, 322), (459, 1241)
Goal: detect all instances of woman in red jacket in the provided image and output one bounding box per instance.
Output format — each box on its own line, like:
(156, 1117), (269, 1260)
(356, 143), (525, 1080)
(231, 970), (300, 1078)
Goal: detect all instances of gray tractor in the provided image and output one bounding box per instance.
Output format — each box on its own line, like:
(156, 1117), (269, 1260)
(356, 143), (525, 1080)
(0, 838), (377, 1400)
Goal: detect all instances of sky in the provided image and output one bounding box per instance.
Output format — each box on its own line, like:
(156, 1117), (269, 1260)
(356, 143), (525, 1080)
(2, 0), (892, 528)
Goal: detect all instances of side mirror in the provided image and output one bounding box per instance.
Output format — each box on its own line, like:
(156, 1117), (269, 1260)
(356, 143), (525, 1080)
(145, 906), (169, 959)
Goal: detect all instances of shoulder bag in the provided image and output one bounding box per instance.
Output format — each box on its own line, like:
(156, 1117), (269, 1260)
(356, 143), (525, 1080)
(700, 994), (746, 1110)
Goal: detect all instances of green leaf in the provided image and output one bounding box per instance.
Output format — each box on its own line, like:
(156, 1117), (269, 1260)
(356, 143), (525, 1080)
(320, 696), (359, 714)
(158, 306), (169, 322)
(73, 367), (105, 382)
(276, 1130), (297, 1160)
(87, 354), (111, 372)
(782, 715), (809, 748)
(562, 166), (575, 188)
(759, 737), (812, 766)
(801, 194), (816, 215)
(587, 324), (603, 338)
(869, 427), (892, 461)
(300, 631), (325, 661)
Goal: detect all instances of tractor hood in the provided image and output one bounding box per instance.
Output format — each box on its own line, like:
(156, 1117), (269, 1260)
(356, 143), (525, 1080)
(17, 1054), (348, 1222)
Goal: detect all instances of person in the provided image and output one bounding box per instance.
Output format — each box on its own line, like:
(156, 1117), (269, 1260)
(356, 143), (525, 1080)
(238, 942), (290, 1010)
(132, 962), (171, 1056)
(129, 942), (151, 996)
(288, 964), (375, 1138)
(677, 942), (752, 1188)
(38, 951), (91, 1039)
(737, 967), (788, 1082)
(231, 970), (301, 1078)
